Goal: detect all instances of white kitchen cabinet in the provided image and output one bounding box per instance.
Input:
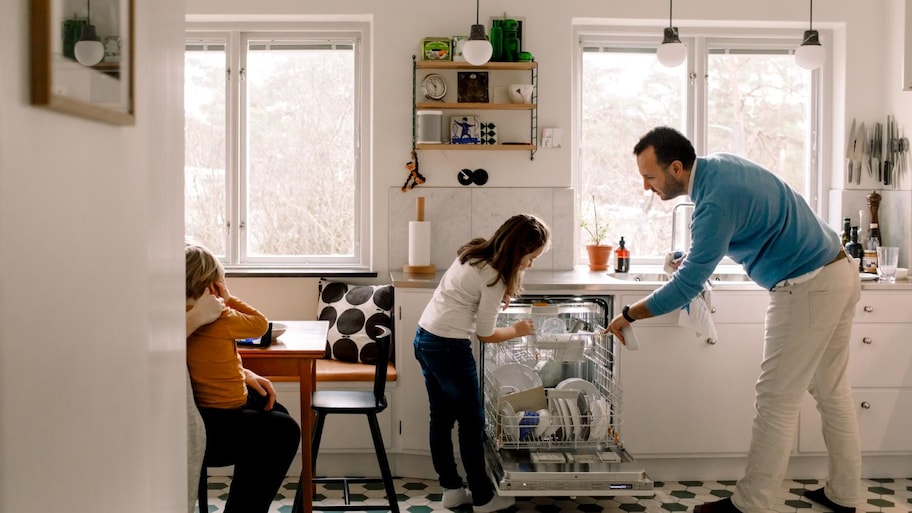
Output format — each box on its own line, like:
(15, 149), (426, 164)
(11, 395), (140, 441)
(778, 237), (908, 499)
(799, 290), (912, 454)
(618, 291), (768, 456)
(392, 287), (434, 453)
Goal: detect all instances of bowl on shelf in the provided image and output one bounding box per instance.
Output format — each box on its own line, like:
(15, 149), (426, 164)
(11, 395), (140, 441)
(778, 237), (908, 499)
(508, 84), (534, 104)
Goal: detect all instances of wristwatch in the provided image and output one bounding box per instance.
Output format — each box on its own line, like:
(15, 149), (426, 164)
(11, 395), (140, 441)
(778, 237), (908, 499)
(622, 305), (635, 323)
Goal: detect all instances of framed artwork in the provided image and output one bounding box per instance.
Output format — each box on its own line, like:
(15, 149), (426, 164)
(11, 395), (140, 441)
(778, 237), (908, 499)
(457, 71), (489, 103)
(30, 0), (135, 125)
(451, 115), (480, 144)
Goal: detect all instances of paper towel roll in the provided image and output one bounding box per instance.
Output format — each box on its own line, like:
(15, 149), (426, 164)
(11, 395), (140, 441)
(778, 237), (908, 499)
(409, 221), (431, 266)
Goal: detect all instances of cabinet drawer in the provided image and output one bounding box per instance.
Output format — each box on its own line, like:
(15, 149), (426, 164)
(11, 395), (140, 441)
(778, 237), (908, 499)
(799, 388), (912, 453)
(616, 294), (682, 326)
(848, 324), (912, 387)
(855, 292), (912, 323)
(709, 292), (769, 324)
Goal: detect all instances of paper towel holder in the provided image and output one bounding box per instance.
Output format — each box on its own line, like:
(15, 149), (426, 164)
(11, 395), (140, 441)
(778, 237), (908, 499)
(403, 196), (437, 275)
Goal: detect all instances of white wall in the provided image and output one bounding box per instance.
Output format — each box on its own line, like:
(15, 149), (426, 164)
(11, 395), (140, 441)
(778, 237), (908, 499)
(196, 0), (907, 315)
(0, 1), (188, 512)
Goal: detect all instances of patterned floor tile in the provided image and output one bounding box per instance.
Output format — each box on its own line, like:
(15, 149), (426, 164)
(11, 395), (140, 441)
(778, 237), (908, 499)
(196, 476), (912, 513)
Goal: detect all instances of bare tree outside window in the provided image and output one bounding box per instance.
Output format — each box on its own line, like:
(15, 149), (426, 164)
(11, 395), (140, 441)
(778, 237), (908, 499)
(185, 30), (366, 267)
(579, 40), (814, 263)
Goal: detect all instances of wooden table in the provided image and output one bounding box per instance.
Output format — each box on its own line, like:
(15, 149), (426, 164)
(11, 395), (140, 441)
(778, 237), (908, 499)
(238, 320), (328, 513)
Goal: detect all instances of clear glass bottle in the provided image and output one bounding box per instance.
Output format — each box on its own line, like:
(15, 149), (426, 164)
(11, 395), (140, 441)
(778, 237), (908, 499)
(615, 236), (630, 273)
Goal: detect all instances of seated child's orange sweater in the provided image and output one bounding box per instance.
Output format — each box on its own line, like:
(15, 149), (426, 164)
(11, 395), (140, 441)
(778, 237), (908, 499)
(187, 297), (268, 409)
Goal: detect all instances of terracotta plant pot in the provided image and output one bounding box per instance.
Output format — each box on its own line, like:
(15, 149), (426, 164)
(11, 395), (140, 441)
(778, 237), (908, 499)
(586, 244), (613, 271)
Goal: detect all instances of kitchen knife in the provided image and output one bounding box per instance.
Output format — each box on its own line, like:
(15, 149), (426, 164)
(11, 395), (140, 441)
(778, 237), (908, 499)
(853, 121), (864, 184)
(885, 116), (894, 187)
(846, 118), (856, 185)
(874, 122), (882, 183)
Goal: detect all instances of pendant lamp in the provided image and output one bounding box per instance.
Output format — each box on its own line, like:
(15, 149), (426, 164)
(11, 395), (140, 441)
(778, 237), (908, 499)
(656, 0), (686, 68)
(795, 0), (824, 70)
(462, 0), (493, 66)
(74, 0), (104, 66)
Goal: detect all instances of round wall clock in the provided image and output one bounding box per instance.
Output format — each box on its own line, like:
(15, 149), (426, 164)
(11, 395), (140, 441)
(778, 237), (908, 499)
(421, 73), (447, 101)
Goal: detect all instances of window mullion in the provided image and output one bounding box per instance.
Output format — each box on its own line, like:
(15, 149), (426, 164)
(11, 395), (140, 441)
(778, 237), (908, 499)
(230, 31), (245, 265)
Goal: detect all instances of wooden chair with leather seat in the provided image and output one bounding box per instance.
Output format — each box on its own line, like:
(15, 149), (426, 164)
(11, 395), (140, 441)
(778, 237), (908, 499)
(292, 326), (399, 513)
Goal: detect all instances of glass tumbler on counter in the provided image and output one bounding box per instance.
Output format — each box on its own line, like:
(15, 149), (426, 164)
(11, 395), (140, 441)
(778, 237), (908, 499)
(876, 246), (899, 282)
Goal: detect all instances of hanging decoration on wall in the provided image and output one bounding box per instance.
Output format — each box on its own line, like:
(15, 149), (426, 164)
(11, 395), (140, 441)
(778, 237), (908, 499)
(401, 149), (427, 192)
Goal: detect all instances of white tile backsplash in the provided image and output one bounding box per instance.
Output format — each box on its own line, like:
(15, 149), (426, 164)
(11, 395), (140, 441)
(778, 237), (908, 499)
(389, 187), (576, 271)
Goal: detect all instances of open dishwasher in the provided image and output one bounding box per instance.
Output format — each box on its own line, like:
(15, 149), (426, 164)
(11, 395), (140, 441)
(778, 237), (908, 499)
(481, 296), (653, 496)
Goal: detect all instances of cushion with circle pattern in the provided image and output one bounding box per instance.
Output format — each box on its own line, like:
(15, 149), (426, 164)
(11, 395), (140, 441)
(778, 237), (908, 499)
(317, 280), (394, 364)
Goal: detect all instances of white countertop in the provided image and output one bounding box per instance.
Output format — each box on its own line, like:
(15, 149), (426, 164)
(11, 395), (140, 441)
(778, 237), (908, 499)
(391, 265), (912, 293)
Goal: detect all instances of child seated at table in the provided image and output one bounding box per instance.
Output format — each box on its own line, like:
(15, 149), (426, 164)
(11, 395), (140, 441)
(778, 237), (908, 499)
(185, 243), (300, 513)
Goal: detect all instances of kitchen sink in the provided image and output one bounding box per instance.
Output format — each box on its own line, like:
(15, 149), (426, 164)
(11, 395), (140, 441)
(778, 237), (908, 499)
(609, 270), (753, 284)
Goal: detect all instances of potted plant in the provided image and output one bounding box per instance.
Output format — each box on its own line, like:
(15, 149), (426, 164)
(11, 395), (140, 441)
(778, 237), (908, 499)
(580, 195), (612, 271)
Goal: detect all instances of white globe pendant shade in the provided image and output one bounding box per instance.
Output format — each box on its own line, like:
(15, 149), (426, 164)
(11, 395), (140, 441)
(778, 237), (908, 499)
(795, 30), (824, 70)
(464, 24), (492, 66)
(74, 23), (104, 66)
(657, 27), (686, 67)
(75, 40), (104, 66)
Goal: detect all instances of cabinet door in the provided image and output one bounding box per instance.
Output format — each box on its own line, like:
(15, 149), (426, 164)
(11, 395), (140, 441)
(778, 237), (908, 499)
(619, 324), (764, 456)
(799, 388), (912, 453)
(393, 289), (433, 453)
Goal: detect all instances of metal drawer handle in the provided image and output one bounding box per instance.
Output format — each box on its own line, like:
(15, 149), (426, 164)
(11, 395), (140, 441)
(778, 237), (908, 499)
(862, 337), (873, 344)
(861, 401), (871, 409)
(863, 305), (874, 313)
(706, 338), (717, 345)
(710, 307), (717, 313)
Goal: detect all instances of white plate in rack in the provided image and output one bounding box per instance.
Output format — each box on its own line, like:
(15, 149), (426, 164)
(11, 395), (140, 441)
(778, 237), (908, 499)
(555, 377), (601, 398)
(556, 397), (573, 441)
(492, 363), (543, 392)
(500, 402), (519, 442)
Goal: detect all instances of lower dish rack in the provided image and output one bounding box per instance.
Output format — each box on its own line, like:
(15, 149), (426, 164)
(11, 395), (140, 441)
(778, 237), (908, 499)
(483, 333), (623, 452)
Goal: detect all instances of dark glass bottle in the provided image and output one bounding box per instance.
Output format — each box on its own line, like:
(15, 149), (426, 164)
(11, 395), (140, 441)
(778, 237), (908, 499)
(615, 237), (630, 273)
(845, 226), (864, 271)
(490, 20), (503, 62)
(840, 217), (851, 247)
(502, 19), (520, 62)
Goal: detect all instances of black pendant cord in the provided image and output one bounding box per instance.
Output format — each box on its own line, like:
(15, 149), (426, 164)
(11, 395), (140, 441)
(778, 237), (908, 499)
(475, 0), (480, 25)
(668, 0), (673, 28)
(808, 0), (814, 31)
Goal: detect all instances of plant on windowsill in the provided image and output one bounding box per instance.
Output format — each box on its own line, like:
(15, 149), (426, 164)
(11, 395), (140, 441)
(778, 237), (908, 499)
(580, 195), (612, 271)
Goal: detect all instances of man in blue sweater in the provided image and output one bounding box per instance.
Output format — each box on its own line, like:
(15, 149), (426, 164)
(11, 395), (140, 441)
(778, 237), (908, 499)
(606, 127), (860, 513)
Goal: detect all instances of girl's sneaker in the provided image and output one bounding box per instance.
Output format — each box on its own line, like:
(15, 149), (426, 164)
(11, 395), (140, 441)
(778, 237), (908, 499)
(441, 487), (472, 508)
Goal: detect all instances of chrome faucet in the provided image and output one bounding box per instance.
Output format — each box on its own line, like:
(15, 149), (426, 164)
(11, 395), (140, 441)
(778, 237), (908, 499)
(670, 202), (695, 252)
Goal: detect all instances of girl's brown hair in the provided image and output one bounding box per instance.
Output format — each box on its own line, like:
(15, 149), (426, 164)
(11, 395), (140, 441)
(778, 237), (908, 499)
(457, 214), (551, 297)
(185, 244), (223, 300)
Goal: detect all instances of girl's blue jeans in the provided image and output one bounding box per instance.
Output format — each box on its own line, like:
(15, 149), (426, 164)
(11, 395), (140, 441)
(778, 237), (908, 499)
(413, 327), (494, 505)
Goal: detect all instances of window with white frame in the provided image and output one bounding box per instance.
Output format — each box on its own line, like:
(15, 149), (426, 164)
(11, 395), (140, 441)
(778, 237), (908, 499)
(185, 24), (370, 269)
(578, 31), (818, 262)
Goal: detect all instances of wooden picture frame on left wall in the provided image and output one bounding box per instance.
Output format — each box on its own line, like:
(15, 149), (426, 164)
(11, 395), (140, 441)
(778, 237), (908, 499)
(30, 0), (135, 125)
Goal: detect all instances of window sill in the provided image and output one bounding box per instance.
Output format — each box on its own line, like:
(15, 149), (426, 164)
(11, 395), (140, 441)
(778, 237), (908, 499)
(224, 268), (378, 279)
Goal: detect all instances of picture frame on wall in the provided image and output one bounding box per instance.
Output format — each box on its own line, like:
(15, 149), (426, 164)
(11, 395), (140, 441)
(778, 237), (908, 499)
(30, 0), (135, 125)
(457, 71), (489, 103)
(451, 115), (481, 144)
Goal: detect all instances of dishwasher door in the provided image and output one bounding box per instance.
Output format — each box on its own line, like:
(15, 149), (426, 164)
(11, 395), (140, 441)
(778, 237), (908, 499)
(482, 296), (654, 496)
